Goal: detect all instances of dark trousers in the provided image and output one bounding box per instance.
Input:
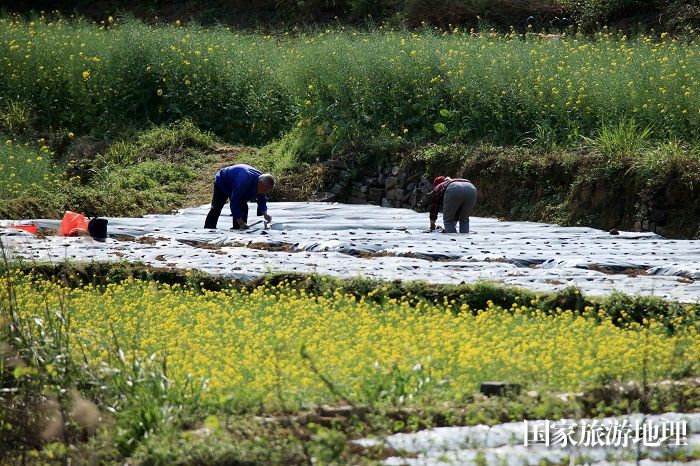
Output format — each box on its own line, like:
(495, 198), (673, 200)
(204, 184), (248, 229)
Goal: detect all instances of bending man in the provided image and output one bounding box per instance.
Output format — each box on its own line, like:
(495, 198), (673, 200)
(204, 164), (275, 229)
(429, 176), (477, 233)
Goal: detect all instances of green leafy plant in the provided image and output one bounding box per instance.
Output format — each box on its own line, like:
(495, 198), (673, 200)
(583, 119), (652, 157)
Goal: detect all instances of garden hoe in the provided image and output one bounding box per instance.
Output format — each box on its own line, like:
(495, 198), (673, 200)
(264, 220), (284, 231)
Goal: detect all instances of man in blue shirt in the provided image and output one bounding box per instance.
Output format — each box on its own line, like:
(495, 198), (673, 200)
(204, 164), (275, 229)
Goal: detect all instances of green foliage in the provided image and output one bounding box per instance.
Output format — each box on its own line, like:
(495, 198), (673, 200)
(360, 361), (440, 406)
(307, 423), (348, 464)
(0, 140), (66, 218)
(258, 271), (697, 331)
(0, 99), (34, 136)
(110, 118), (217, 164)
(583, 119), (652, 157)
(278, 28), (699, 158)
(131, 426), (306, 466)
(2, 18), (700, 160)
(629, 138), (700, 181)
(257, 128), (322, 169)
(0, 120), (217, 219)
(107, 162), (194, 192)
(74, 120), (211, 216)
(95, 119), (215, 171)
(0, 142), (54, 194)
(557, 0), (644, 28)
(599, 292), (691, 333)
(523, 123), (573, 151)
(7, 0), (697, 32)
(0, 19), (296, 145)
(106, 352), (204, 457)
(62, 163), (198, 217)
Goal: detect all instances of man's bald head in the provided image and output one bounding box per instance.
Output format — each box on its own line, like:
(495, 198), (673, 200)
(257, 174), (275, 194)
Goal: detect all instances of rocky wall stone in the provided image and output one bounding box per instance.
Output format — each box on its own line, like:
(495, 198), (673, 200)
(323, 163), (432, 213)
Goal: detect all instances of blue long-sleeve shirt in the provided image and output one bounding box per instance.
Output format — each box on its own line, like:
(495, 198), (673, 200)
(214, 164), (268, 219)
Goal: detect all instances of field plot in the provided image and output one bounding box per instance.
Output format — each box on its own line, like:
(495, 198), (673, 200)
(8, 270), (698, 403)
(3, 247), (699, 464)
(3, 202), (700, 301)
(2, 12), (700, 465)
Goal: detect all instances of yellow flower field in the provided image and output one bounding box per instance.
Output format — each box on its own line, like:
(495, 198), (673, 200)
(6, 274), (698, 408)
(1, 16), (699, 148)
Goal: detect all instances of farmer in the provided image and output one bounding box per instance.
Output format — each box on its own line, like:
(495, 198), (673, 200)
(204, 164), (275, 229)
(429, 176), (477, 233)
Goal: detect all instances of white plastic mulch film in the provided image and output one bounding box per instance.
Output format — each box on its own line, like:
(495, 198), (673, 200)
(1, 202), (699, 302)
(355, 412), (700, 466)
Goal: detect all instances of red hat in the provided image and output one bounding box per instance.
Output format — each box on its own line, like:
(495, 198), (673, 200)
(433, 176), (446, 187)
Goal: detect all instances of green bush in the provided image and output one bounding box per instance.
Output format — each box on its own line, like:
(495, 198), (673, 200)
(107, 162), (193, 192)
(559, 0), (644, 28)
(100, 119), (217, 166)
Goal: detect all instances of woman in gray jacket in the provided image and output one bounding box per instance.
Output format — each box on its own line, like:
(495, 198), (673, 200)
(429, 176), (477, 233)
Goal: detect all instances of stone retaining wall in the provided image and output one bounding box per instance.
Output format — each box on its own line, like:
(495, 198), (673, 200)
(325, 163), (433, 211)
